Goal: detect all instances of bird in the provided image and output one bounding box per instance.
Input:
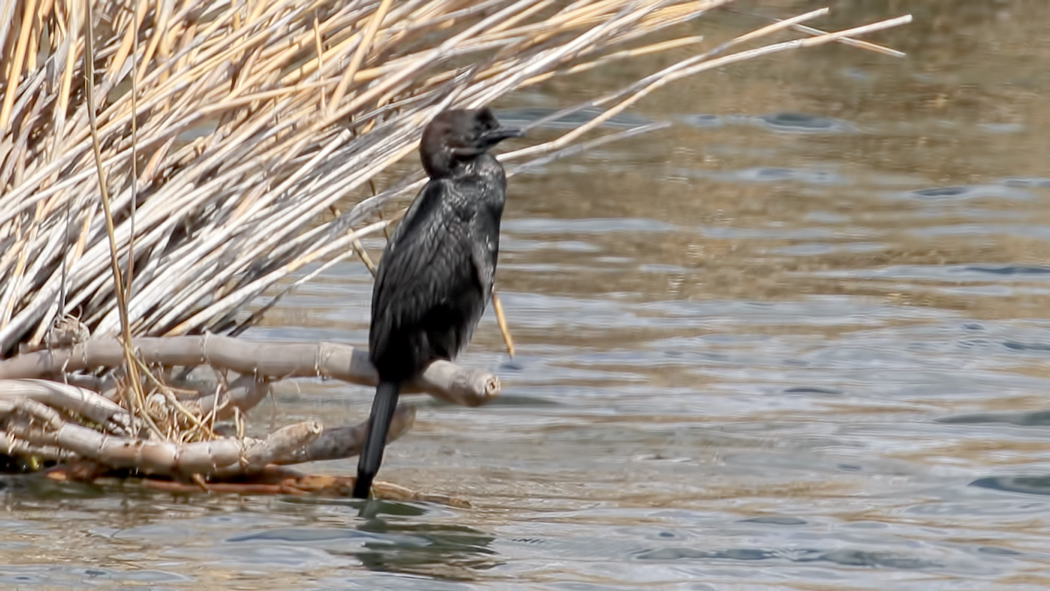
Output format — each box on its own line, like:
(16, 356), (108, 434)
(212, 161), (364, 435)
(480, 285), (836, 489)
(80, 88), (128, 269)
(353, 107), (524, 499)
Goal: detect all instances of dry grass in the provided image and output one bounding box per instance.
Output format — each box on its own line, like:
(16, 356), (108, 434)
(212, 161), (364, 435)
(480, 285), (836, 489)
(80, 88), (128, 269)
(0, 0), (908, 356)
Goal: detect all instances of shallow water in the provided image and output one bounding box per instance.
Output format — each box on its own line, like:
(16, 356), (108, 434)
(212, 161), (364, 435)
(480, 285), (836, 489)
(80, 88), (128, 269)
(5, 2), (1050, 589)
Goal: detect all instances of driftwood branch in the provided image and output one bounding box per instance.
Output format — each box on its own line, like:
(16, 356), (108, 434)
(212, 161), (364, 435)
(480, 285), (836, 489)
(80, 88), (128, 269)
(212, 421), (325, 477)
(0, 379), (133, 435)
(0, 333), (453, 485)
(0, 432), (75, 463)
(0, 335), (500, 407)
(8, 417), (316, 476)
(0, 376), (418, 478)
(275, 404), (417, 466)
(179, 374), (272, 420)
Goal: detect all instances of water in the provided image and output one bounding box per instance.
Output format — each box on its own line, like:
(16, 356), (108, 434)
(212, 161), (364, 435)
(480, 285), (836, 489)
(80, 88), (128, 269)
(5, 2), (1050, 589)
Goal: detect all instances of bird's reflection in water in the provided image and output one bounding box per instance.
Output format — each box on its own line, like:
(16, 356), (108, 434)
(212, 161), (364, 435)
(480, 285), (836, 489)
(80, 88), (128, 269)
(237, 497), (500, 580)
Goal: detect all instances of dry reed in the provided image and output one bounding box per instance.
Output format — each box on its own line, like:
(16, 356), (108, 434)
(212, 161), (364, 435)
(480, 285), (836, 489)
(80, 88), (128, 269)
(0, 0), (909, 355)
(0, 0), (909, 493)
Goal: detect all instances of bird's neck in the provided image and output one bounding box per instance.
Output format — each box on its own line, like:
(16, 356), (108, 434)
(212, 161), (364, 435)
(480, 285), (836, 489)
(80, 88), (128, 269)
(429, 154), (506, 222)
(444, 153), (503, 181)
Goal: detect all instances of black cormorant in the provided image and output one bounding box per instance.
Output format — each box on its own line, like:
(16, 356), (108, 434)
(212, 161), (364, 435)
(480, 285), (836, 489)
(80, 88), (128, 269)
(353, 107), (524, 499)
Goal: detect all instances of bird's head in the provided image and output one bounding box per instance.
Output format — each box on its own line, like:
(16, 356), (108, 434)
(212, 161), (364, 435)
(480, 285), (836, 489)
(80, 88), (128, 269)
(420, 107), (524, 178)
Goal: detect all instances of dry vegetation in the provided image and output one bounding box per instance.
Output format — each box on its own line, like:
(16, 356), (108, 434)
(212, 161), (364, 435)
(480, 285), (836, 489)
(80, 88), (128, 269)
(0, 0), (908, 498)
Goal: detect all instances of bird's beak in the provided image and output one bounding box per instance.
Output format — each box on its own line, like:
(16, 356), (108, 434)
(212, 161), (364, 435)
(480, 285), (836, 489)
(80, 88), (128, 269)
(451, 127), (525, 157)
(481, 127), (525, 146)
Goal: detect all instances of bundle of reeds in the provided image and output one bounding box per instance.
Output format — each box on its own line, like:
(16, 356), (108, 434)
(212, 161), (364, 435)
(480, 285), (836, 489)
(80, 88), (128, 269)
(0, 0), (908, 496)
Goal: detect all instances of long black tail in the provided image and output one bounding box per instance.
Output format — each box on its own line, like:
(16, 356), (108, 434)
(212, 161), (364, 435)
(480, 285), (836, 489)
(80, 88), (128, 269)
(353, 380), (401, 498)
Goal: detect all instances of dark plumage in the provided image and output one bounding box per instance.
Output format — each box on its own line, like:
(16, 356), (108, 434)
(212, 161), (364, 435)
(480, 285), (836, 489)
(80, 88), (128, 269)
(353, 108), (523, 499)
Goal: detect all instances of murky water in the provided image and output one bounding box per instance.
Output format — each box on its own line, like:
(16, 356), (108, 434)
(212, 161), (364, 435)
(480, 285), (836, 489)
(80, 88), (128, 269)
(5, 2), (1050, 589)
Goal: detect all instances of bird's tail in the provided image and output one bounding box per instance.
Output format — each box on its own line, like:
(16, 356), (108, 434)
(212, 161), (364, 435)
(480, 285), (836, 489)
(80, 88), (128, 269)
(353, 380), (401, 498)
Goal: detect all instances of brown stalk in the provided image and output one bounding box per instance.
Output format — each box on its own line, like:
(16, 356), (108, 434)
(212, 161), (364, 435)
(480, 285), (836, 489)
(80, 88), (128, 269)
(82, 0), (155, 438)
(0, 0), (38, 132)
(492, 290), (515, 357)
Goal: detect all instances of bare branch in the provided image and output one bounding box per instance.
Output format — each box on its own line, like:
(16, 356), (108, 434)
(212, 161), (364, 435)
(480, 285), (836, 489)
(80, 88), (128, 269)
(0, 335), (500, 407)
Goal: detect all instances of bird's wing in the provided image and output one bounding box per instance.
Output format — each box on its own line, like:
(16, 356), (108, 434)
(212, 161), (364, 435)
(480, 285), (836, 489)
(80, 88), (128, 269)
(369, 180), (488, 369)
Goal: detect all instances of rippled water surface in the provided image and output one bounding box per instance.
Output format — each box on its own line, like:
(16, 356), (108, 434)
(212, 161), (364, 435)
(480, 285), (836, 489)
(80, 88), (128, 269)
(5, 2), (1050, 589)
